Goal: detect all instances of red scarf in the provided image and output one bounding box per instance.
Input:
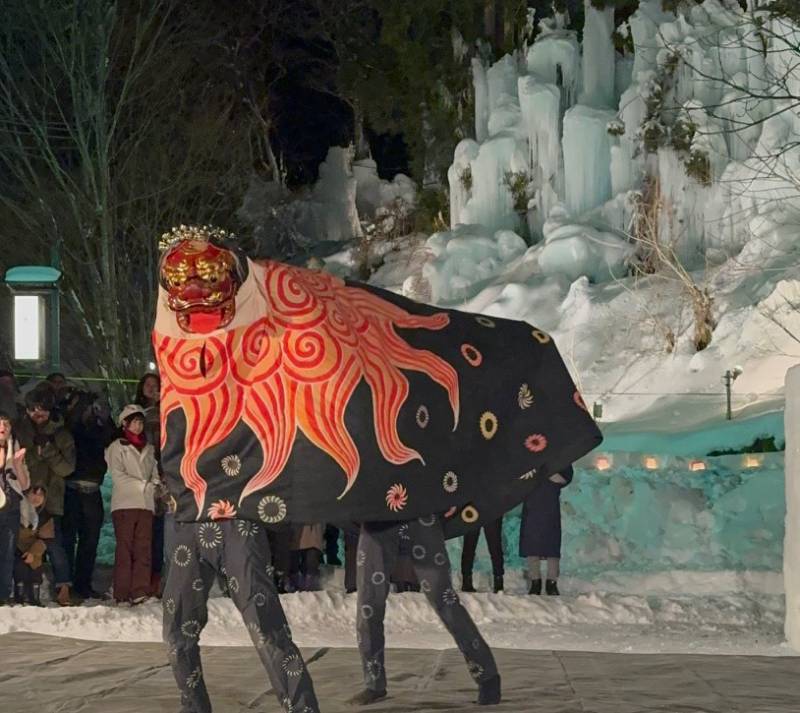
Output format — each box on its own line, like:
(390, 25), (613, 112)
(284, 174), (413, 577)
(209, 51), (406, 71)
(123, 429), (147, 451)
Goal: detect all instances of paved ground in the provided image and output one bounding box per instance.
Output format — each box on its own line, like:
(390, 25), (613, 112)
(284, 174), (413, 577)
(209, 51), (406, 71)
(2, 632), (799, 712)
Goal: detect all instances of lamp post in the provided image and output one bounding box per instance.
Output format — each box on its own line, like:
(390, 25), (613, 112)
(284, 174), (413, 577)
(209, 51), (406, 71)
(4, 265), (62, 371)
(723, 366), (743, 421)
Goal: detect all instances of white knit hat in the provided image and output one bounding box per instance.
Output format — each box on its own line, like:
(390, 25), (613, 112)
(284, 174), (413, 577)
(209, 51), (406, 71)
(118, 404), (146, 427)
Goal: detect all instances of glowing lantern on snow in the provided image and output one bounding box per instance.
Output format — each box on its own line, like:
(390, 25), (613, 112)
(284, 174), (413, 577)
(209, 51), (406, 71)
(595, 455), (611, 471)
(689, 460), (706, 472)
(743, 455), (762, 469)
(643, 456), (658, 470)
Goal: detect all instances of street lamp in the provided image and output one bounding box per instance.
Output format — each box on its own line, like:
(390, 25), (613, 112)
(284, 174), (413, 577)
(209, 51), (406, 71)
(723, 366), (743, 421)
(4, 265), (62, 370)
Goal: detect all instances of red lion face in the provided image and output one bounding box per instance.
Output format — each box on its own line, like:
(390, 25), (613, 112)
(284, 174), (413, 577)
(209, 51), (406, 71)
(160, 239), (242, 333)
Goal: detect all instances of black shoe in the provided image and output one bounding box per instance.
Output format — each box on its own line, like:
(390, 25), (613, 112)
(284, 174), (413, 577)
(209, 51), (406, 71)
(327, 554), (343, 566)
(461, 574), (476, 593)
(347, 688), (387, 706)
(545, 579), (559, 596)
(477, 674), (501, 705)
(345, 586), (357, 594)
(528, 578), (542, 595)
(493, 575), (504, 593)
(14, 584), (25, 605)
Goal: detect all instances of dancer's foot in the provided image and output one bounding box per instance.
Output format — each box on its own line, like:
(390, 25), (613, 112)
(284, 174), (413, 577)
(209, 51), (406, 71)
(477, 674), (501, 705)
(347, 688), (387, 706)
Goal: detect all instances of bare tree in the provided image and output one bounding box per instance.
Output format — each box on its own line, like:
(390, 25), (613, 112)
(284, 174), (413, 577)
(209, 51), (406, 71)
(0, 0), (252, 398)
(627, 176), (715, 351)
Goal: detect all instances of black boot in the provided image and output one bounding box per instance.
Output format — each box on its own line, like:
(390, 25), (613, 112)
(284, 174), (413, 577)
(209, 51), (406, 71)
(477, 674), (501, 705)
(31, 584), (42, 606)
(461, 574), (476, 593)
(545, 579), (559, 596)
(528, 578), (542, 595)
(492, 575), (503, 593)
(347, 688), (387, 706)
(14, 583), (25, 605)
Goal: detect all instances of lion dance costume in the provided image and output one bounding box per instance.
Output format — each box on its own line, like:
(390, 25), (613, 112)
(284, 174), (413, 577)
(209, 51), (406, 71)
(154, 225), (602, 711)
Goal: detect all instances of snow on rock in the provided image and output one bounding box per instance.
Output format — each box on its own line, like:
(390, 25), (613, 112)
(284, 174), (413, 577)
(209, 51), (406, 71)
(421, 224), (527, 303)
(352, 158), (416, 219)
(301, 146), (362, 242)
(537, 205), (633, 283)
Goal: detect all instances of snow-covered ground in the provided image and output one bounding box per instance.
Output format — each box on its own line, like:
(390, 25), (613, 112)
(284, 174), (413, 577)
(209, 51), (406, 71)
(0, 569), (789, 656)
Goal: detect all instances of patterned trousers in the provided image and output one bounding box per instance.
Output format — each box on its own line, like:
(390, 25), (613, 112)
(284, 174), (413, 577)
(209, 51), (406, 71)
(355, 516), (498, 692)
(163, 520), (319, 713)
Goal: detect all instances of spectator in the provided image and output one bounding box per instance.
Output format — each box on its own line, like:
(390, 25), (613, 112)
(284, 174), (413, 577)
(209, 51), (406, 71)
(106, 404), (160, 605)
(62, 389), (115, 599)
(0, 370), (24, 422)
(45, 372), (71, 423)
(0, 411), (30, 604)
(460, 517), (505, 593)
(324, 524), (342, 566)
(16, 385), (76, 606)
(14, 485), (51, 606)
(290, 524), (324, 591)
(134, 372), (165, 596)
(519, 466), (574, 596)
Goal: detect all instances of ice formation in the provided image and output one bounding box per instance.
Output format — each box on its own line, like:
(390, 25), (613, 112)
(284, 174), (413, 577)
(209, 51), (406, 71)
(444, 0), (800, 290)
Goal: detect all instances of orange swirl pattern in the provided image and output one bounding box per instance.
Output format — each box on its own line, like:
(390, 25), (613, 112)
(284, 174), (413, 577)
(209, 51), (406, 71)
(156, 261), (460, 516)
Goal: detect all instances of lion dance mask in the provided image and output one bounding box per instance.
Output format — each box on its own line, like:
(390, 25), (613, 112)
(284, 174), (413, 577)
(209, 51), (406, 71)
(154, 225), (602, 535)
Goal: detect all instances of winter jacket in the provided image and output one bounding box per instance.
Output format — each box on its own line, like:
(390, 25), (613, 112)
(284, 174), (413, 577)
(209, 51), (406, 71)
(105, 438), (160, 513)
(518, 466), (574, 559)
(66, 400), (116, 487)
(15, 419), (76, 516)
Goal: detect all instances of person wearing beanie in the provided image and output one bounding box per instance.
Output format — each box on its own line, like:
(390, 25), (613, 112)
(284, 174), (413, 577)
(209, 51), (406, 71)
(15, 383), (76, 606)
(106, 404), (160, 605)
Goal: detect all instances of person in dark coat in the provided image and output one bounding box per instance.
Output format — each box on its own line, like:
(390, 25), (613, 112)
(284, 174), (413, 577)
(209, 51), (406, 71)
(62, 389), (115, 599)
(15, 384), (76, 606)
(519, 465), (573, 596)
(460, 517), (505, 593)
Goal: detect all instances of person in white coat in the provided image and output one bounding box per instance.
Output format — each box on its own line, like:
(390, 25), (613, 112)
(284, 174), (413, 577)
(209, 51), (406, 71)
(106, 404), (160, 605)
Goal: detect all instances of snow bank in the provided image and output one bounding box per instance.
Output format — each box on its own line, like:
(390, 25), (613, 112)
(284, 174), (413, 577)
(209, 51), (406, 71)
(0, 572), (787, 655)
